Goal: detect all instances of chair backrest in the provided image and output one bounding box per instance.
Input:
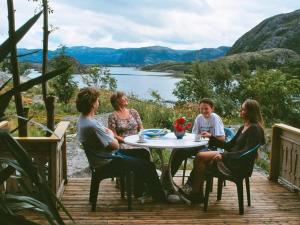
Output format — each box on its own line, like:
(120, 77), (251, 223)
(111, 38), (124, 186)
(238, 144), (260, 159)
(224, 127), (235, 142)
(81, 142), (95, 169)
(238, 144), (261, 177)
(81, 142), (121, 170)
(216, 127), (235, 153)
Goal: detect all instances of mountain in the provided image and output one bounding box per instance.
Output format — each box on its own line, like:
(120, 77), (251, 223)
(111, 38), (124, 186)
(142, 48), (300, 73)
(18, 46), (230, 65)
(228, 9), (300, 55)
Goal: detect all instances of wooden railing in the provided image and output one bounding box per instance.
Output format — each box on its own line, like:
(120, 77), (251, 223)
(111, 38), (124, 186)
(269, 123), (300, 191)
(0, 121), (9, 129)
(0, 121), (69, 199)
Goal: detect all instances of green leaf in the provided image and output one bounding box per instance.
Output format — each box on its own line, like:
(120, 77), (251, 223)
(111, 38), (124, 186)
(0, 11), (42, 63)
(2, 194), (51, 214)
(1, 194), (59, 225)
(0, 159), (27, 176)
(0, 165), (15, 185)
(0, 212), (40, 225)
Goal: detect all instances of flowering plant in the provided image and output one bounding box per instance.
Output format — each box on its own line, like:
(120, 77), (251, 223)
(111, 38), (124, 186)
(173, 116), (192, 132)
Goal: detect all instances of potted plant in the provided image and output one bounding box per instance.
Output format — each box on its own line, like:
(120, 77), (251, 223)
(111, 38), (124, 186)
(173, 117), (192, 139)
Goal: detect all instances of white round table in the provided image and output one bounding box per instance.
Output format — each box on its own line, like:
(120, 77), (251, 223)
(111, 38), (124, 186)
(124, 132), (208, 149)
(124, 132), (208, 204)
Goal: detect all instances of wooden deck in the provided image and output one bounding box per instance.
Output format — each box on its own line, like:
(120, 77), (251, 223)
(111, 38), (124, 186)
(26, 171), (300, 224)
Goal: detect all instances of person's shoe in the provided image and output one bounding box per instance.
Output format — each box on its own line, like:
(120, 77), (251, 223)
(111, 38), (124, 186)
(186, 192), (204, 204)
(167, 194), (181, 203)
(181, 182), (192, 195)
(137, 195), (154, 204)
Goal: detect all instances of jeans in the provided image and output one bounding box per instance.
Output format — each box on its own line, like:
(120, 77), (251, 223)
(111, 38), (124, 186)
(105, 149), (166, 202)
(119, 148), (151, 161)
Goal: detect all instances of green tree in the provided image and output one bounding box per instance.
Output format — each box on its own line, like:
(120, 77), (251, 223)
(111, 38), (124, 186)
(0, 60), (31, 76)
(150, 89), (162, 102)
(173, 61), (237, 117)
(82, 65), (117, 90)
(237, 69), (300, 126)
(49, 47), (78, 104)
(173, 61), (213, 102)
(280, 60), (300, 80)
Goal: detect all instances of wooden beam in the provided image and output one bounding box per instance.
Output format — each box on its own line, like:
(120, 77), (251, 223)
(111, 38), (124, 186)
(0, 121), (9, 129)
(273, 123), (300, 135)
(51, 121), (70, 140)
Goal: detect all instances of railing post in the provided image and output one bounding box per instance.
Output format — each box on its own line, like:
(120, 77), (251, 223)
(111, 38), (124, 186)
(62, 133), (68, 184)
(49, 143), (58, 193)
(269, 125), (281, 181)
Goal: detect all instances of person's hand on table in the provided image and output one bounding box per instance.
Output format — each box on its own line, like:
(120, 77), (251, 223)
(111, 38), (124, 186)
(200, 131), (211, 138)
(118, 137), (125, 143)
(105, 128), (115, 137)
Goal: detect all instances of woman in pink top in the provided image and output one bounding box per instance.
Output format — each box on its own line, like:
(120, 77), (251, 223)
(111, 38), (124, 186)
(108, 91), (150, 161)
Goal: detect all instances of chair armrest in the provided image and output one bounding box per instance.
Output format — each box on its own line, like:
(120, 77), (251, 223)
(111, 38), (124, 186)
(236, 144), (260, 159)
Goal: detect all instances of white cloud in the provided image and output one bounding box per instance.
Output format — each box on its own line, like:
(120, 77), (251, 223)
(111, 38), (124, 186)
(0, 0), (299, 50)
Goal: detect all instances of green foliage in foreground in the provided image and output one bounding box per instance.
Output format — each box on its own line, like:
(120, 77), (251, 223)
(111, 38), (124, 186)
(0, 131), (73, 224)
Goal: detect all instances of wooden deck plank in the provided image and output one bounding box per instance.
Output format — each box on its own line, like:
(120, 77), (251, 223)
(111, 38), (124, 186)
(24, 171), (300, 224)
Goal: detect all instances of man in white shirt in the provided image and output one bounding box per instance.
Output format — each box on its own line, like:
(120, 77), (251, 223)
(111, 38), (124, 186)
(170, 98), (225, 186)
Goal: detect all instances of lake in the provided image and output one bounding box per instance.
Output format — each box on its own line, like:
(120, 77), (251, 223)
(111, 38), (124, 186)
(29, 67), (181, 102)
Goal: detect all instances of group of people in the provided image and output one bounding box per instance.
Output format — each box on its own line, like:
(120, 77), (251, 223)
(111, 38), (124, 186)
(76, 87), (265, 204)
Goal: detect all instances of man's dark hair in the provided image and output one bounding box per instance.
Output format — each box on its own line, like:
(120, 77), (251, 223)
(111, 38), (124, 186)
(76, 87), (100, 115)
(199, 98), (214, 108)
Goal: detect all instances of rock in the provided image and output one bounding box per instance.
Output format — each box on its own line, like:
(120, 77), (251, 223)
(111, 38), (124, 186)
(0, 71), (10, 85)
(32, 95), (44, 105)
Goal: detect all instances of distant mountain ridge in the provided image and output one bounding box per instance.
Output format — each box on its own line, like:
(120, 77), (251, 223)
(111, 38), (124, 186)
(18, 46), (230, 65)
(228, 9), (300, 55)
(142, 48), (300, 73)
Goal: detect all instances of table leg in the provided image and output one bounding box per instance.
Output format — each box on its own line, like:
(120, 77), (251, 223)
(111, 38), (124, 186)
(158, 148), (191, 204)
(154, 149), (169, 184)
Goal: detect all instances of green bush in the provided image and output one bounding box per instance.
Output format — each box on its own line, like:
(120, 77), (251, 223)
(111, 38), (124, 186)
(49, 46), (79, 104)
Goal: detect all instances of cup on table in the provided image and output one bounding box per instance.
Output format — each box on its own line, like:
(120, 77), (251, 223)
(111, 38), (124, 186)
(194, 133), (201, 142)
(138, 130), (145, 142)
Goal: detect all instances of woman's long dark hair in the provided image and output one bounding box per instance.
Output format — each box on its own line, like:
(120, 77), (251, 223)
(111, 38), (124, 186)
(243, 99), (264, 127)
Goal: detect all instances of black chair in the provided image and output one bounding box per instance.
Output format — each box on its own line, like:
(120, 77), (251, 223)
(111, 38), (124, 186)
(82, 143), (134, 211)
(203, 144), (261, 215)
(181, 127), (235, 185)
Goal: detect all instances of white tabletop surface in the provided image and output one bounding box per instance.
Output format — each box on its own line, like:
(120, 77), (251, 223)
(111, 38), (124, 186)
(124, 132), (208, 149)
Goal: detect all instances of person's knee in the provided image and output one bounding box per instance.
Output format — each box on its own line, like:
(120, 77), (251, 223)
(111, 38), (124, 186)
(193, 152), (207, 167)
(195, 152), (205, 161)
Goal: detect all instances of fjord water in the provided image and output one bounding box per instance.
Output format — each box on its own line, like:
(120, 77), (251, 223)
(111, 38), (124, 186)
(76, 67), (181, 101)
(28, 67), (181, 101)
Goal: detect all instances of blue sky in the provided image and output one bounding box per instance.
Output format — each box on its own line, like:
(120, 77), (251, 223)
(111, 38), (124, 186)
(0, 0), (299, 50)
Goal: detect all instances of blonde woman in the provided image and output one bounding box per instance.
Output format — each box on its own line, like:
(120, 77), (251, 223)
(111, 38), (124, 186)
(108, 91), (150, 161)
